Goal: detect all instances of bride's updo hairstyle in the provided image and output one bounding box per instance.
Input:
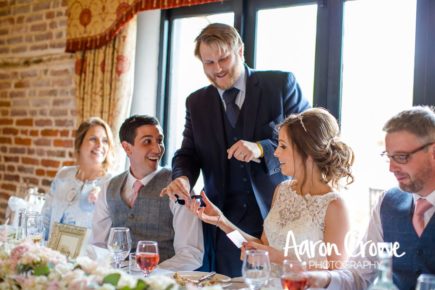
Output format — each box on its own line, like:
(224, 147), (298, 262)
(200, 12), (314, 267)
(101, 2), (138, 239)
(279, 107), (354, 188)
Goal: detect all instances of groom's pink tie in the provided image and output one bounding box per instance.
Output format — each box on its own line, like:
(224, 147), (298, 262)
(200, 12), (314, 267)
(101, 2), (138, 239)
(412, 198), (432, 237)
(130, 180), (144, 208)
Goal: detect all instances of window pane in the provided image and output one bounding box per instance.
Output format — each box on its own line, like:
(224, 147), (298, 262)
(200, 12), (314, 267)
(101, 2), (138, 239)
(255, 5), (317, 104)
(341, 0), (416, 230)
(167, 13), (234, 192)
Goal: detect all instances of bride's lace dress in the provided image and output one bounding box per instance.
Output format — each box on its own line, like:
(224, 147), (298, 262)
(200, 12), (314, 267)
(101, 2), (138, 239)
(264, 180), (339, 271)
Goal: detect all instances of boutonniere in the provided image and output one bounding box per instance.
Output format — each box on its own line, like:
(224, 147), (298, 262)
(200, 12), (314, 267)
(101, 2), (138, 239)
(88, 186), (101, 204)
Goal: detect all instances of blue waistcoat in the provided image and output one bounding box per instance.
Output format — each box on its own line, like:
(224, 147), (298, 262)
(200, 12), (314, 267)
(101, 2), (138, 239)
(380, 188), (435, 290)
(222, 105), (263, 235)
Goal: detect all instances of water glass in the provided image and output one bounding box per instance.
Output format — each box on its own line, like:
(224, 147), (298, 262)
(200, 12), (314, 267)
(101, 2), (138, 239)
(416, 274), (435, 290)
(128, 253), (142, 274)
(107, 227), (132, 269)
(281, 259), (308, 290)
(24, 211), (43, 245)
(136, 240), (160, 277)
(242, 249), (271, 290)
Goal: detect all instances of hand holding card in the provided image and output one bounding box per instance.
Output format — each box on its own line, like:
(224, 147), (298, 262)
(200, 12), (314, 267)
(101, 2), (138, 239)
(226, 230), (247, 248)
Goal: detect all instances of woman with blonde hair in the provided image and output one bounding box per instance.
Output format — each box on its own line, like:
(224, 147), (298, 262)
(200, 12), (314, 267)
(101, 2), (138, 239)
(190, 108), (354, 270)
(42, 117), (115, 240)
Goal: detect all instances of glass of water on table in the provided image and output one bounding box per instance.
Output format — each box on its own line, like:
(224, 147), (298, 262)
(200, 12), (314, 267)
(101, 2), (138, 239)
(242, 249), (271, 290)
(107, 227), (132, 269)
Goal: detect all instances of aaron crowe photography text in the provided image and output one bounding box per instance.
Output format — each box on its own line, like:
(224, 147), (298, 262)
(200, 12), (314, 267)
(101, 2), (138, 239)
(282, 230), (405, 263)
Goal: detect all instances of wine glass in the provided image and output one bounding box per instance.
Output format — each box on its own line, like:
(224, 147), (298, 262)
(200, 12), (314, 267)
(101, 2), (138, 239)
(136, 240), (160, 277)
(107, 227), (132, 269)
(281, 259), (308, 290)
(416, 274), (435, 290)
(242, 249), (271, 290)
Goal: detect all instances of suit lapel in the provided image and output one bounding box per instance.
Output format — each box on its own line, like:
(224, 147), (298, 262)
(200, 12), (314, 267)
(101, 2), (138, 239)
(243, 67), (261, 140)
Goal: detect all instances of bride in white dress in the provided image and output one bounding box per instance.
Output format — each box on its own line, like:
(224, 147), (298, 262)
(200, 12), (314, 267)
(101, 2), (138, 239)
(189, 108), (354, 271)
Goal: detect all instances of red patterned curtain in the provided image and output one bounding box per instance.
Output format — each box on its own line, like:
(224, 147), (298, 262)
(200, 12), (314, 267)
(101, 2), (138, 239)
(74, 19), (137, 171)
(67, 0), (223, 52)
(68, 0), (221, 171)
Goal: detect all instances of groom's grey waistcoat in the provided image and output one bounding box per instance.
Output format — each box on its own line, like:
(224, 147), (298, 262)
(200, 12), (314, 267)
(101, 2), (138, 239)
(106, 168), (175, 262)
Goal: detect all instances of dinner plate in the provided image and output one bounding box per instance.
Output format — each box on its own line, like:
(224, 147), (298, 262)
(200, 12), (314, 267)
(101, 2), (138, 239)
(169, 271), (231, 284)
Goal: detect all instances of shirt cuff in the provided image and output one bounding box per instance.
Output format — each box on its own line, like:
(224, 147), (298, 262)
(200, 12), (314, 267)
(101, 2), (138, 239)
(327, 271), (342, 289)
(256, 142), (264, 158)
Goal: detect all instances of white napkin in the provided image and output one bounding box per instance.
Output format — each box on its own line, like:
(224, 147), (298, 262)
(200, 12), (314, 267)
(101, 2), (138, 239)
(85, 244), (112, 265)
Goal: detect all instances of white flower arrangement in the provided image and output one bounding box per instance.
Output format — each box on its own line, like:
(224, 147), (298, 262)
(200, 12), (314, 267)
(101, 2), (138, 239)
(0, 242), (225, 290)
(0, 241), (180, 290)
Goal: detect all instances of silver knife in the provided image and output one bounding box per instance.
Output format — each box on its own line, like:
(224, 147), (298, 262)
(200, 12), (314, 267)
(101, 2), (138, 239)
(197, 271), (217, 283)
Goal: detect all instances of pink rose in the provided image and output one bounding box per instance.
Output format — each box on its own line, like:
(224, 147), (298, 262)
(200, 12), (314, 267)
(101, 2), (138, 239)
(10, 242), (32, 269)
(88, 187), (101, 204)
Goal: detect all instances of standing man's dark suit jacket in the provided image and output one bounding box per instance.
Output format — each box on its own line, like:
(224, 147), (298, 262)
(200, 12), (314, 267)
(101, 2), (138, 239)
(172, 66), (310, 276)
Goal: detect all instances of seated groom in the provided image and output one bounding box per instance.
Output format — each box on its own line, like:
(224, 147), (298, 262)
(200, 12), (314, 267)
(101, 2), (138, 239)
(307, 106), (435, 289)
(92, 115), (204, 270)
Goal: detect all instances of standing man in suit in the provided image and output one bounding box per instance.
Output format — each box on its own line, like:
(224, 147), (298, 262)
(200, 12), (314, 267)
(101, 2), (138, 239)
(160, 23), (310, 277)
(92, 115), (203, 271)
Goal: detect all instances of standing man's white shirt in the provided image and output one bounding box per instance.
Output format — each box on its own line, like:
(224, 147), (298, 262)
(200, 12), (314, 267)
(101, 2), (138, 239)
(328, 190), (435, 290)
(92, 167), (204, 271)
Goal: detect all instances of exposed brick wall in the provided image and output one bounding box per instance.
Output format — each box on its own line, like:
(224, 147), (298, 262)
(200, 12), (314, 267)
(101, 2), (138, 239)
(0, 0), (76, 222)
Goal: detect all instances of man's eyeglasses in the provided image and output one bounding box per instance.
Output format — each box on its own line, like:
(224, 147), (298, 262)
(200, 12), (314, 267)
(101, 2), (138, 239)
(381, 142), (434, 164)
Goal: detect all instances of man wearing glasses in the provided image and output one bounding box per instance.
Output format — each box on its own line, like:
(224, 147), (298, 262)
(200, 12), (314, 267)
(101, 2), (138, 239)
(307, 106), (435, 289)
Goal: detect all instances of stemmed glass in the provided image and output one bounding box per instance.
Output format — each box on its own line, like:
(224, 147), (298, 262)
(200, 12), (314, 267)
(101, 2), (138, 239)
(242, 249), (271, 290)
(281, 259), (308, 290)
(107, 227), (132, 269)
(416, 274), (435, 290)
(136, 240), (160, 277)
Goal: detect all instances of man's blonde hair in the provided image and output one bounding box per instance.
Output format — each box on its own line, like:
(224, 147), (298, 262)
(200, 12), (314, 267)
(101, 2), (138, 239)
(194, 23), (244, 60)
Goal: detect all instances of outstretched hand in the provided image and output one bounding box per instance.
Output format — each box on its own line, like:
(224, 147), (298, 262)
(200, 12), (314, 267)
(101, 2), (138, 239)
(160, 176), (191, 205)
(188, 191), (223, 226)
(305, 270), (332, 288)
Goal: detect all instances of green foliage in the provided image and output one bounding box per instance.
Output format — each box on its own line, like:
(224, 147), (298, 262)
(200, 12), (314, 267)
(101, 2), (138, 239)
(33, 265), (50, 276)
(17, 264), (33, 274)
(102, 273), (121, 286)
(134, 279), (149, 290)
(102, 274), (152, 290)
